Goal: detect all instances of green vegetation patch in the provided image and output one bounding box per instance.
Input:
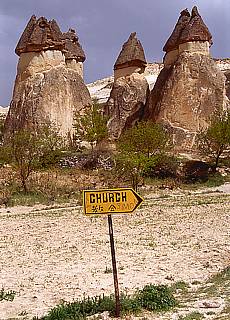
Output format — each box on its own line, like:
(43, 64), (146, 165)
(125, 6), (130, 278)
(0, 287), (16, 302)
(35, 284), (177, 320)
(179, 311), (204, 320)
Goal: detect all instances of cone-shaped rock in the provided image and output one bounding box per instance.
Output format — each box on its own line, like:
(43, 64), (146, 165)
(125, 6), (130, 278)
(105, 33), (148, 140)
(114, 32), (146, 70)
(15, 15), (64, 55)
(144, 7), (226, 151)
(179, 6), (212, 45)
(163, 9), (190, 53)
(63, 28), (86, 62)
(5, 16), (91, 141)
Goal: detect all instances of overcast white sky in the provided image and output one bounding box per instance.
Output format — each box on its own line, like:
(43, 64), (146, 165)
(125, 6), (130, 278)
(0, 0), (229, 105)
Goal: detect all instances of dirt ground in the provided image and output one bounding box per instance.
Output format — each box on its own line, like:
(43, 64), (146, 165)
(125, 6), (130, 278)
(0, 187), (229, 319)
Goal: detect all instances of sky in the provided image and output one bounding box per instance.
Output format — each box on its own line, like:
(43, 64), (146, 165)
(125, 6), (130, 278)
(0, 0), (229, 106)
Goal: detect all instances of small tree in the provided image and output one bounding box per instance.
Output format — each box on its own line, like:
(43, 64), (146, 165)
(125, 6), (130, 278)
(1, 123), (64, 192)
(197, 111), (230, 172)
(116, 121), (172, 190)
(74, 99), (108, 150)
(115, 152), (147, 191)
(37, 123), (65, 168)
(118, 121), (171, 157)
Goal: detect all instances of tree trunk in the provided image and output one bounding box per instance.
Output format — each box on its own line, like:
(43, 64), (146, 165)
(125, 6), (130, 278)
(22, 178), (28, 193)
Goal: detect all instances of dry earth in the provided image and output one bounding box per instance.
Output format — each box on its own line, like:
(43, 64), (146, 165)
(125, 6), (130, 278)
(0, 187), (229, 320)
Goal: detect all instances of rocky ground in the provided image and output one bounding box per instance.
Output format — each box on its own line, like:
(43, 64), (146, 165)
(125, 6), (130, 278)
(0, 185), (229, 320)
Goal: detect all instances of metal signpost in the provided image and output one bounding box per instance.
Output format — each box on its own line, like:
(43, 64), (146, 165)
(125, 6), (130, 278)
(83, 188), (144, 318)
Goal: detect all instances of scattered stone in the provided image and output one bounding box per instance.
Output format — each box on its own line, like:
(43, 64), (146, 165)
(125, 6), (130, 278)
(200, 301), (221, 308)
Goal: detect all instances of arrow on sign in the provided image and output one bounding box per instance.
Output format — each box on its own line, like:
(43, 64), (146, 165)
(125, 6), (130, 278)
(83, 188), (144, 215)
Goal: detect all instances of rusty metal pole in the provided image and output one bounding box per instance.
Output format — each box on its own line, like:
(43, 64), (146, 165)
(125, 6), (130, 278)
(108, 214), (121, 318)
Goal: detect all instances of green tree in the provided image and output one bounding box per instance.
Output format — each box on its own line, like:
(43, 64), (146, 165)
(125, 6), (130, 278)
(197, 111), (230, 172)
(37, 123), (65, 168)
(115, 152), (147, 191)
(118, 121), (171, 158)
(74, 99), (108, 150)
(1, 123), (64, 192)
(116, 121), (172, 190)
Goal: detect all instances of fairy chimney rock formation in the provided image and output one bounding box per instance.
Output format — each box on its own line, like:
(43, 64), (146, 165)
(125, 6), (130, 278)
(163, 9), (191, 66)
(114, 32), (147, 80)
(178, 6), (212, 55)
(144, 7), (226, 150)
(15, 15), (64, 55)
(4, 15), (91, 140)
(105, 33), (148, 140)
(63, 28), (86, 77)
(16, 16), (66, 78)
(163, 6), (212, 67)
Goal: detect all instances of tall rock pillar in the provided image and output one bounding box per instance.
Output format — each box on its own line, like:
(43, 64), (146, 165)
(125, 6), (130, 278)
(4, 15), (91, 140)
(105, 32), (149, 140)
(144, 6), (226, 150)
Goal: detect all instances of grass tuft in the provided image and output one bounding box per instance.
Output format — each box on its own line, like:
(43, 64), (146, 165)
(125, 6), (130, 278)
(36, 284), (176, 320)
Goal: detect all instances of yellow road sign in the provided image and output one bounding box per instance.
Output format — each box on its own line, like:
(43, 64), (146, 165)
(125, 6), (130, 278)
(83, 188), (144, 215)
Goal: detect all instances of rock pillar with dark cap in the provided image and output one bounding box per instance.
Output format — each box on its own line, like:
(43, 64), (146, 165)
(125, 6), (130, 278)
(4, 15), (91, 140)
(62, 28), (86, 77)
(105, 33), (149, 140)
(114, 32), (147, 80)
(144, 6), (226, 151)
(163, 9), (190, 66)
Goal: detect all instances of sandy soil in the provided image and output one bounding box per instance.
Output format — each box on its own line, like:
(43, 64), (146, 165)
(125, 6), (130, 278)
(0, 190), (229, 319)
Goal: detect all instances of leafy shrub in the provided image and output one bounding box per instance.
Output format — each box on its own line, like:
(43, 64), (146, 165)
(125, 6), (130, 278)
(74, 98), (108, 151)
(118, 121), (171, 157)
(1, 123), (65, 192)
(120, 293), (142, 315)
(38, 284), (176, 320)
(40, 294), (115, 320)
(136, 284), (177, 311)
(143, 154), (178, 179)
(197, 110), (230, 172)
(179, 311), (204, 320)
(0, 288), (16, 301)
(181, 160), (210, 182)
(114, 152), (148, 191)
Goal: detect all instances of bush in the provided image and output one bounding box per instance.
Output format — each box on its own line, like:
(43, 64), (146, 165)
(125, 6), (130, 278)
(0, 288), (16, 302)
(116, 121), (173, 190)
(114, 152), (148, 191)
(181, 160), (210, 183)
(118, 121), (171, 157)
(136, 284), (177, 311)
(143, 154), (178, 179)
(74, 98), (108, 150)
(197, 110), (230, 172)
(1, 123), (65, 193)
(38, 284), (176, 320)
